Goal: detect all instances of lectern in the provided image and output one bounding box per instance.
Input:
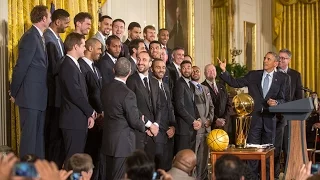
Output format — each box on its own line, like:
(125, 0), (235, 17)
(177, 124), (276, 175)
(269, 98), (314, 180)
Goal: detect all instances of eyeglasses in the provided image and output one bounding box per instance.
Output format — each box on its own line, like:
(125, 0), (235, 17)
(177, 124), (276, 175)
(279, 57), (290, 60)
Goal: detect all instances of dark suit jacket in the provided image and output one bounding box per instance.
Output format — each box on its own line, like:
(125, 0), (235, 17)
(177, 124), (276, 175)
(96, 53), (115, 86)
(10, 26), (48, 111)
(44, 28), (64, 107)
(59, 56), (94, 130)
(124, 39), (130, 46)
(287, 68), (303, 101)
(129, 56), (137, 75)
(164, 47), (173, 65)
(79, 58), (103, 113)
(167, 62), (180, 94)
(101, 79), (145, 157)
(120, 43), (130, 59)
(173, 77), (200, 135)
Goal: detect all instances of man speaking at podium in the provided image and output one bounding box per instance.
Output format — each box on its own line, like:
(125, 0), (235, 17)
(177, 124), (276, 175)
(218, 52), (290, 178)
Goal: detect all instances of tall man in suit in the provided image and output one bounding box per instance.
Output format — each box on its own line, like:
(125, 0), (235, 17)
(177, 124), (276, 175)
(96, 35), (121, 85)
(158, 28), (172, 64)
(92, 15), (112, 56)
(151, 59), (176, 170)
(10, 5), (51, 158)
(73, 12), (92, 35)
(143, 25), (156, 51)
(218, 52), (290, 178)
(173, 60), (202, 153)
(43, 8), (70, 166)
(59, 33), (96, 160)
(112, 19), (130, 58)
(191, 66), (214, 180)
(124, 22), (141, 46)
(274, 48), (303, 178)
(126, 51), (160, 160)
(78, 38), (103, 180)
(128, 39), (146, 74)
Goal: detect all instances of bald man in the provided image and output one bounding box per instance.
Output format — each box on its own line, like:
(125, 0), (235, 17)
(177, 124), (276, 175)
(167, 149), (196, 180)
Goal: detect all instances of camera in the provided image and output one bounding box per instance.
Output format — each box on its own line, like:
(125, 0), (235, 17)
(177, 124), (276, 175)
(311, 164), (320, 174)
(70, 172), (81, 180)
(12, 162), (38, 177)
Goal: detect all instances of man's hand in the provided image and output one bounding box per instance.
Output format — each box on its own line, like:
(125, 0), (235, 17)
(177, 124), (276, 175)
(146, 130), (153, 137)
(59, 170), (73, 180)
(80, 171), (92, 180)
(267, 98), (278, 107)
(193, 119), (202, 130)
(215, 118), (226, 127)
(88, 117), (95, 129)
(158, 169), (173, 180)
(217, 57), (227, 72)
(166, 126), (175, 138)
(34, 159), (60, 180)
(150, 124), (159, 136)
(296, 161), (312, 180)
(0, 153), (18, 180)
(205, 120), (211, 128)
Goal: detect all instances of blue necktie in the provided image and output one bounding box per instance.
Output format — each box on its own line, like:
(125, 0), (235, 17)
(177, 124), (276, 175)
(197, 84), (202, 92)
(263, 74), (270, 98)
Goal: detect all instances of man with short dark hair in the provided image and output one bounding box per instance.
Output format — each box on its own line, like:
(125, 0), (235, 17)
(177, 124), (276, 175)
(112, 18), (130, 58)
(64, 153), (94, 179)
(10, 5), (51, 158)
(125, 150), (155, 180)
(43, 8), (70, 166)
(214, 154), (245, 180)
(158, 28), (172, 64)
(128, 39), (145, 74)
(143, 25), (156, 51)
(124, 22), (141, 46)
(92, 15), (112, 56)
(74, 12), (92, 35)
(100, 57), (146, 180)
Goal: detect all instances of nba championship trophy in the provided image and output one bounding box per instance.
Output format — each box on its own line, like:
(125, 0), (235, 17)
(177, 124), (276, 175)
(232, 93), (254, 148)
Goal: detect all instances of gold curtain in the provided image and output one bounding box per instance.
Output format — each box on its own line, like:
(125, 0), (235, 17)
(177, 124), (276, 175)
(211, 0), (231, 63)
(273, 0), (320, 95)
(8, 0), (107, 154)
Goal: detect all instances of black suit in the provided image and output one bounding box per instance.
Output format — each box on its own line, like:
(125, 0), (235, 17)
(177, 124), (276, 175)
(126, 72), (162, 160)
(101, 79), (145, 180)
(173, 77), (200, 153)
(124, 39), (130, 46)
(164, 47), (173, 65)
(96, 53), (116, 86)
(43, 28), (65, 166)
(59, 55), (94, 160)
(120, 43), (130, 59)
(128, 56), (137, 75)
(167, 62), (180, 94)
(10, 26), (48, 158)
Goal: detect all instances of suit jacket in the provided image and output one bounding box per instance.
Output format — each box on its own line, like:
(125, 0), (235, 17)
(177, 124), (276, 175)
(10, 26), (48, 111)
(286, 68), (303, 101)
(92, 32), (106, 56)
(44, 28), (64, 107)
(129, 56), (137, 75)
(124, 39), (130, 46)
(164, 47), (173, 65)
(96, 53), (115, 86)
(173, 77), (200, 135)
(79, 58), (103, 113)
(101, 79), (145, 157)
(167, 167), (195, 180)
(193, 84), (214, 133)
(120, 43), (130, 59)
(59, 56), (94, 130)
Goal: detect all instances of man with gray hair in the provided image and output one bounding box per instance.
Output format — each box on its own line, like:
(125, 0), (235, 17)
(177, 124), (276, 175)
(100, 57), (149, 180)
(218, 52), (290, 178)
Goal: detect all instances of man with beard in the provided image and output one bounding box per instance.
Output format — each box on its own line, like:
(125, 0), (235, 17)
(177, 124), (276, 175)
(158, 28), (172, 64)
(96, 35), (121, 85)
(112, 19), (130, 58)
(151, 59), (176, 170)
(143, 25), (156, 51)
(73, 12), (92, 35)
(173, 60), (202, 153)
(191, 66), (214, 180)
(149, 40), (162, 59)
(78, 38), (103, 180)
(124, 22), (141, 46)
(43, 8), (70, 167)
(92, 15), (112, 56)
(126, 51), (160, 161)
(128, 39), (145, 74)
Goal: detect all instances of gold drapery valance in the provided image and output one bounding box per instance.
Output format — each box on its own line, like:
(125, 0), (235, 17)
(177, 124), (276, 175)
(278, 0), (318, 5)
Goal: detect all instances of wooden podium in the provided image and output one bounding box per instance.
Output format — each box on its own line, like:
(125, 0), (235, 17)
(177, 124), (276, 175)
(269, 98), (314, 180)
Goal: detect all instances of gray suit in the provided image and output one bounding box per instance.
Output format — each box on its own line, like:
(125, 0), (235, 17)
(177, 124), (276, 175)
(193, 83), (214, 180)
(92, 31), (106, 56)
(10, 25), (48, 158)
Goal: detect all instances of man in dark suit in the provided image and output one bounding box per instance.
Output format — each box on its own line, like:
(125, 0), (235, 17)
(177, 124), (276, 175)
(73, 12), (92, 35)
(100, 57), (146, 180)
(191, 66), (214, 180)
(143, 25), (156, 51)
(151, 59), (176, 170)
(10, 5), (51, 158)
(92, 15), (112, 56)
(124, 22), (141, 46)
(128, 39), (146, 75)
(173, 60), (202, 153)
(96, 35), (121, 85)
(112, 19), (130, 58)
(218, 52), (291, 178)
(167, 47), (185, 93)
(274, 48), (303, 178)
(126, 51), (160, 160)
(59, 33), (96, 160)
(43, 8), (70, 166)
(158, 28), (172, 64)
(78, 38), (103, 180)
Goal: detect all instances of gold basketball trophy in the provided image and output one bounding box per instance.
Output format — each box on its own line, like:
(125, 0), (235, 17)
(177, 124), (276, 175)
(232, 93), (254, 148)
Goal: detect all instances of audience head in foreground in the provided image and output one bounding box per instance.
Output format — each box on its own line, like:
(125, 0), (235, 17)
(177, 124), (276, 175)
(64, 153), (94, 180)
(214, 154), (245, 180)
(167, 149), (196, 179)
(125, 150), (154, 180)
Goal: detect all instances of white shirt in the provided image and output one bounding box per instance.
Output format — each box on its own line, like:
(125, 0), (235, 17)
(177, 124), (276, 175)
(206, 79), (219, 93)
(144, 40), (150, 49)
(48, 27), (64, 56)
(261, 70), (275, 92)
(82, 57), (95, 71)
(183, 77), (191, 87)
(138, 73), (149, 88)
(279, 67), (288, 73)
(106, 52), (117, 64)
(130, 56), (137, 64)
(97, 31), (107, 44)
(115, 77), (126, 84)
(66, 54), (81, 72)
(33, 25), (43, 37)
(173, 62), (181, 77)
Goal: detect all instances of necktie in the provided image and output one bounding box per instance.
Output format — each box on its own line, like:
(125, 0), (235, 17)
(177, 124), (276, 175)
(160, 82), (167, 100)
(213, 83), (219, 94)
(197, 84), (202, 92)
(263, 74), (270, 98)
(91, 63), (99, 78)
(143, 77), (150, 94)
(41, 36), (46, 52)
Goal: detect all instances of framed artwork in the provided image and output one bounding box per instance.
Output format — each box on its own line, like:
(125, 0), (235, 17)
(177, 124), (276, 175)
(244, 21), (256, 70)
(159, 0), (194, 59)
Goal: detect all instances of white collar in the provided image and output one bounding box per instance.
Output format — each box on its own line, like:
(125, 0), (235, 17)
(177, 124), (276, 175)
(158, 79), (164, 88)
(183, 76), (191, 85)
(191, 81), (200, 86)
(173, 62), (180, 70)
(106, 52), (117, 64)
(115, 77), (126, 84)
(66, 54), (80, 70)
(97, 31), (107, 41)
(82, 57), (94, 69)
(33, 25), (44, 36)
(48, 27), (60, 40)
(131, 56), (137, 64)
(138, 72), (149, 81)
(263, 70), (275, 78)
